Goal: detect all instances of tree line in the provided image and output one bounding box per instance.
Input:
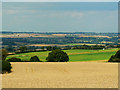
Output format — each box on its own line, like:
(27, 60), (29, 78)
(2, 35), (118, 46)
(4, 44), (119, 54)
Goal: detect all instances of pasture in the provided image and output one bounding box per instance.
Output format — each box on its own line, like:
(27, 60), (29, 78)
(6, 48), (118, 62)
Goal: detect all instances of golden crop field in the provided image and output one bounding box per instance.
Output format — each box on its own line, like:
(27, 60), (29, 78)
(1, 33), (111, 38)
(2, 62), (118, 88)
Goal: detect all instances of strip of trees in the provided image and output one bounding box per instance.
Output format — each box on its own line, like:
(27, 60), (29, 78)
(5, 44), (118, 54)
(108, 50), (120, 62)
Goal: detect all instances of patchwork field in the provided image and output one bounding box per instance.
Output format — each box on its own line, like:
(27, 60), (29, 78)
(6, 48), (118, 62)
(2, 62), (118, 88)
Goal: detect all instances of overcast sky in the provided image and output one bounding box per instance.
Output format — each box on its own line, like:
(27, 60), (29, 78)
(2, 2), (118, 32)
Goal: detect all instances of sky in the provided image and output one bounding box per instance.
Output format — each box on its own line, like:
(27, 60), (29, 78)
(2, 2), (118, 32)
(2, 0), (120, 2)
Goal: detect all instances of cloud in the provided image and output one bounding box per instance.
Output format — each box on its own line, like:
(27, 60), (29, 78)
(5, 10), (18, 14)
(33, 11), (84, 18)
(4, 9), (38, 15)
(51, 11), (84, 17)
(71, 11), (84, 17)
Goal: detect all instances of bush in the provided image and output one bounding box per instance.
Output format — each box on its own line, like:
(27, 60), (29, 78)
(7, 57), (22, 62)
(1, 49), (8, 60)
(46, 49), (69, 62)
(30, 56), (41, 62)
(108, 55), (115, 62)
(2, 60), (12, 73)
(108, 50), (120, 62)
(19, 46), (27, 53)
(114, 50), (120, 58)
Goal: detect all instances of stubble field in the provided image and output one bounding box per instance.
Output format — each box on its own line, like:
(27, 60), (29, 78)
(2, 62), (118, 88)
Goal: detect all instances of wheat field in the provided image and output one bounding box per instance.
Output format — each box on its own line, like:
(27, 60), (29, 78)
(2, 62), (118, 88)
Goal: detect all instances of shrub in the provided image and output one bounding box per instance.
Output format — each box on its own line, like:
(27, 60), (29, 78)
(108, 50), (120, 62)
(114, 50), (120, 58)
(2, 60), (12, 73)
(1, 49), (8, 60)
(7, 57), (22, 62)
(108, 55), (115, 62)
(19, 46), (27, 53)
(30, 56), (41, 62)
(46, 49), (69, 62)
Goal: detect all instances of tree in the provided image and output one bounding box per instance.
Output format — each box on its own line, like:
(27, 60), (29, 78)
(41, 46), (45, 50)
(1, 49), (8, 60)
(64, 46), (71, 50)
(7, 45), (14, 52)
(108, 50), (120, 62)
(2, 60), (12, 74)
(30, 56), (41, 62)
(46, 46), (52, 51)
(19, 46), (27, 53)
(52, 46), (58, 50)
(46, 49), (69, 62)
(7, 57), (22, 62)
(114, 50), (120, 58)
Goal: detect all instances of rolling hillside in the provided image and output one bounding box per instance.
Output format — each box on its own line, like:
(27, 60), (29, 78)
(6, 48), (118, 62)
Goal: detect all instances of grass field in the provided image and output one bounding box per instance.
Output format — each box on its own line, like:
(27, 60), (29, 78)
(6, 48), (118, 62)
(2, 62), (118, 88)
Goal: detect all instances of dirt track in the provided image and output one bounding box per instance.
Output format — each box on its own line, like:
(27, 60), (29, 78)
(2, 62), (118, 88)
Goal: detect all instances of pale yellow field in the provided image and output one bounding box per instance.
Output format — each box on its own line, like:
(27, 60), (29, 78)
(27, 44), (68, 47)
(1, 33), (111, 38)
(2, 62), (118, 88)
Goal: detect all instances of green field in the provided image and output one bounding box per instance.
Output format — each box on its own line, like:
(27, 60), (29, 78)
(6, 48), (118, 62)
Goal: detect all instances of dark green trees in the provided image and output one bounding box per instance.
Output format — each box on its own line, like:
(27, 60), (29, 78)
(1, 49), (8, 60)
(46, 49), (69, 62)
(2, 60), (12, 74)
(46, 46), (52, 51)
(19, 46), (27, 53)
(41, 46), (45, 50)
(1, 49), (12, 73)
(7, 57), (22, 62)
(7, 45), (14, 52)
(0, 49), (12, 73)
(108, 50), (120, 62)
(30, 56), (41, 62)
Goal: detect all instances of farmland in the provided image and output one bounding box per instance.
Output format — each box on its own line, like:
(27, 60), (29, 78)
(2, 62), (118, 88)
(1, 32), (119, 88)
(3, 48), (119, 88)
(2, 33), (119, 88)
(6, 48), (118, 62)
(2, 32), (118, 50)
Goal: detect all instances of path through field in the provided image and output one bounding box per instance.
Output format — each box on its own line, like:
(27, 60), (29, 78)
(2, 62), (118, 88)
